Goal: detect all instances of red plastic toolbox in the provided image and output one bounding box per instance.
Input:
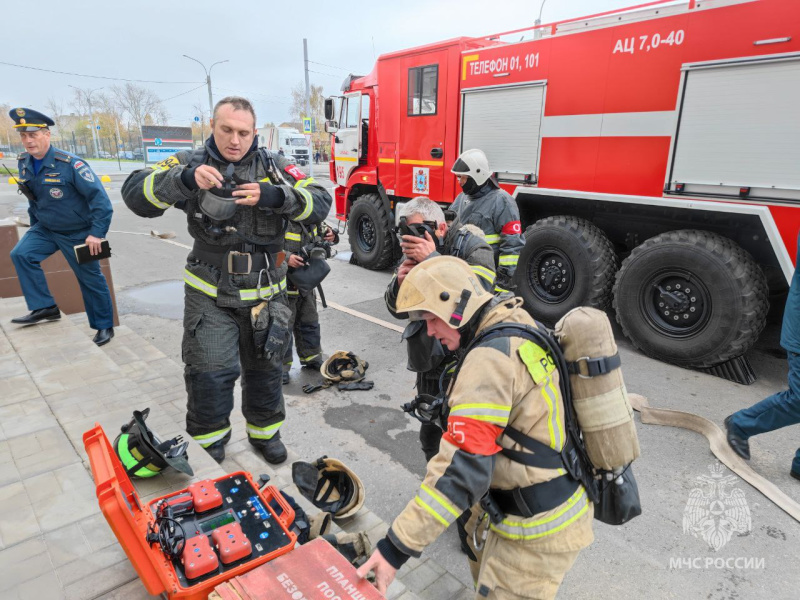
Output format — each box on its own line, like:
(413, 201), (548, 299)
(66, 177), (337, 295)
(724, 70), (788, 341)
(83, 424), (297, 600)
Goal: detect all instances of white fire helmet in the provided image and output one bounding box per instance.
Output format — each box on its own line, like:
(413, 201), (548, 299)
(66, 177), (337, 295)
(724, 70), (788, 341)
(451, 149), (492, 186)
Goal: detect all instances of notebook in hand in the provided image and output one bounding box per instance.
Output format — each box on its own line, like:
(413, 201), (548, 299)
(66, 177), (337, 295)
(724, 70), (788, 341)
(74, 239), (111, 264)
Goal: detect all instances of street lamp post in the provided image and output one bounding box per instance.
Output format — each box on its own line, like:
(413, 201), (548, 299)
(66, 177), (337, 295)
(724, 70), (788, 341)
(534, 0), (548, 40)
(183, 55), (229, 119)
(69, 85), (103, 158)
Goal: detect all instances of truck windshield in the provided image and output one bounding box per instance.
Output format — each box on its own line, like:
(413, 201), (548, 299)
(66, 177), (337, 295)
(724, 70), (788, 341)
(286, 138), (307, 146)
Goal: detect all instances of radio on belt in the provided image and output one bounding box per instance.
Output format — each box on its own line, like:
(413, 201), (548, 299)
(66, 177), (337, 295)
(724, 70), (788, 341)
(83, 424), (297, 600)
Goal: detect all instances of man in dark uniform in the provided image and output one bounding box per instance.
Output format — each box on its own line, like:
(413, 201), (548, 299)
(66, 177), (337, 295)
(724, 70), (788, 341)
(282, 220), (338, 384)
(726, 232), (800, 481)
(8, 107), (115, 346)
(121, 97), (331, 465)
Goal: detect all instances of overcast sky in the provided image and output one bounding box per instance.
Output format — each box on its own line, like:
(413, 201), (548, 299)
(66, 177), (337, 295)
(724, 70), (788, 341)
(1, 0), (658, 128)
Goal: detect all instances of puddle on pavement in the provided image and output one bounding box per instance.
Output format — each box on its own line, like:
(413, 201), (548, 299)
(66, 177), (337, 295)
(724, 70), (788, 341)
(120, 280), (184, 320)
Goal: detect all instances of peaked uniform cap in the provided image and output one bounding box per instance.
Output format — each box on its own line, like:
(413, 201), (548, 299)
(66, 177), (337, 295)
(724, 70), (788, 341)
(396, 255), (492, 329)
(9, 107), (55, 132)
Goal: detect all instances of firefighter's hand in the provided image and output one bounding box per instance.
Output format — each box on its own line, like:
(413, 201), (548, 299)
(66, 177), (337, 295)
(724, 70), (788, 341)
(397, 258), (417, 286)
(85, 235), (103, 256)
(288, 254), (306, 269)
(324, 228), (336, 242)
(233, 182), (261, 206)
(357, 549), (397, 595)
(400, 232), (436, 263)
(193, 164), (224, 190)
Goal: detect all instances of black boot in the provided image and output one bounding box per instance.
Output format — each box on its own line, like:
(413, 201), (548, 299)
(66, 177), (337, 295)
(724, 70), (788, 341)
(11, 305), (60, 325)
(282, 371), (290, 385)
(206, 444), (226, 464)
(251, 432), (288, 464)
(93, 328), (114, 346)
(724, 416), (750, 460)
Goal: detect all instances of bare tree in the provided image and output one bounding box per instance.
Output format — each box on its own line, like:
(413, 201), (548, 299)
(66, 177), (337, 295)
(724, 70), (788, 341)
(45, 97), (68, 134)
(289, 82), (325, 125)
(111, 83), (167, 131)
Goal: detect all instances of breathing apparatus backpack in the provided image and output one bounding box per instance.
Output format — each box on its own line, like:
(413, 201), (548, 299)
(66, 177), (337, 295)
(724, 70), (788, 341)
(450, 307), (641, 525)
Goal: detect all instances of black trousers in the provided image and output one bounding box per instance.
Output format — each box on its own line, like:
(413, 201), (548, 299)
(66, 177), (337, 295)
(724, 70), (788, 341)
(182, 289), (286, 450)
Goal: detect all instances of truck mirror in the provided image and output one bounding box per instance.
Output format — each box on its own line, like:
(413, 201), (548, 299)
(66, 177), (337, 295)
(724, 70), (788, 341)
(324, 98), (335, 120)
(325, 120), (339, 134)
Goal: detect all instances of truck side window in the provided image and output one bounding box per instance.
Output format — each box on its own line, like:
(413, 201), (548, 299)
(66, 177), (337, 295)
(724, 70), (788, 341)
(407, 65), (438, 116)
(360, 95), (370, 159)
(345, 97), (360, 129)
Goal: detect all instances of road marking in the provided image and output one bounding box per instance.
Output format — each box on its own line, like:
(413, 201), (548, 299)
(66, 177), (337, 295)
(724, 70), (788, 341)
(111, 229), (404, 333)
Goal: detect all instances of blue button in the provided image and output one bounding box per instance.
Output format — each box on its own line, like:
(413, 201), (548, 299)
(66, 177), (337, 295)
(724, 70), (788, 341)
(231, 487), (239, 493)
(259, 532), (269, 539)
(228, 534), (234, 539)
(194, 548), (200, 553)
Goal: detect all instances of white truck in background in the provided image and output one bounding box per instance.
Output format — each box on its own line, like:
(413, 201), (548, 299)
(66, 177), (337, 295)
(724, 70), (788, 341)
(258, 126), (310, 166)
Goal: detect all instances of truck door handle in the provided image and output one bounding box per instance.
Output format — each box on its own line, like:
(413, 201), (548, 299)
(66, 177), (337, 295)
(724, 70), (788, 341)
(430, 148), (443, 159)
(351, 149), (358, 152)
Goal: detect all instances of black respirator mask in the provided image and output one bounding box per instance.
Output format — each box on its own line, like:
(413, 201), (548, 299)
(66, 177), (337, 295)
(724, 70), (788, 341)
(459, 176), (481, 196)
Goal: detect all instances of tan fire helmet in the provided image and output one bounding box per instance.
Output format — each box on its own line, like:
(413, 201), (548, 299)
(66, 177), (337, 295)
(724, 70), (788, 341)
(292, 456), (365, 520)
(451, 148), (492, 186)
(320, 351), (369, 382)
(396, 256), (493, 329)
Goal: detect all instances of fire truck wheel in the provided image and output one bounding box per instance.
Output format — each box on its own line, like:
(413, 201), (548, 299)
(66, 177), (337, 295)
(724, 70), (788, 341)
(613, 230), (769, 368)
(516, 216), (617, 325)
(347, 193), (396, 270)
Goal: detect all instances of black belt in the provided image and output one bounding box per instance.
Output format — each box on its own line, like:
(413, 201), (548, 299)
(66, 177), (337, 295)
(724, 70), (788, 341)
(191, 240), (280, 274)
(490, 475), (580, 518)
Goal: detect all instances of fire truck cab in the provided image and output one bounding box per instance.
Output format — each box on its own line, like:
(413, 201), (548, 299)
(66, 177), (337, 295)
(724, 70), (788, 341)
(325, 0), (800, 378)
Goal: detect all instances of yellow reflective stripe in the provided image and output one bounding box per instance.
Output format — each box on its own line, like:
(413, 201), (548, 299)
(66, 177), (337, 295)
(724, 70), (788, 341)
(499, 255), (519, 266)
(294, 178), (314, 221)
(143, 171), (170, 210)
(450, 403), (510, 424)
(183, 269), (218, 298)
(485, 234), (501, 244)
(239, 277), (288, 301)
(414, 497), (449, 527)
(300, 353), (320, 362)
(192, 427), (231, 448)
(285, 231), (302, 241)
(420, 484), (460, 519)
(311, 226), (318, 237)
(288, 289), (300, 296)
(260, 176), (272, 183)
(490, 488), (589, 540)
(541, 376), (560, 450)
(494, 286), (510, 293)
(246, 421), (283, 440)
(471, 265), (495, 283)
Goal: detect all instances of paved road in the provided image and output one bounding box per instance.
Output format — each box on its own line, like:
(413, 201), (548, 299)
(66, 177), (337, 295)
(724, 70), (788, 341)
(0, 171), (798, 599)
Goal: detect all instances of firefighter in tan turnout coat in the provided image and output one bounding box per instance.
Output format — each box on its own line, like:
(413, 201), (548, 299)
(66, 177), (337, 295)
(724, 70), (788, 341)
(358, 256), (594, 599)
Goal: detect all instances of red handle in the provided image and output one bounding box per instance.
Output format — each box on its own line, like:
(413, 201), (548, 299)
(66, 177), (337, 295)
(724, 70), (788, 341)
(261, 485), (295, 529)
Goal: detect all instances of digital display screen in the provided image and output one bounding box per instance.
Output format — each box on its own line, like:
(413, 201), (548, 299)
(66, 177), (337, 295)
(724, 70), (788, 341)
(198, 509), (237, 533)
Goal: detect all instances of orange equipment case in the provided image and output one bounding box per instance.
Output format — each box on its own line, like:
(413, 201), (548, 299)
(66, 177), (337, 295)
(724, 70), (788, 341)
(83, 424), (297, 599)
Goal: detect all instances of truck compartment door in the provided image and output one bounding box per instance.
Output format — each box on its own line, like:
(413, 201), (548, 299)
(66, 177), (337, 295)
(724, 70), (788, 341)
(668, 57), (800, 202)
(334, 92), (363, 187)
(460, 83), (546, 184)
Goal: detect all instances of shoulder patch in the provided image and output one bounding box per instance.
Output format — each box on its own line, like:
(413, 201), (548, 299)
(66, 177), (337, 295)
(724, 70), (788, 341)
(73, 160), (85, 171)
(154, 155), (180, 171)
(284, 164), (307, 180)
(477, 336), (511, 356)
(54, 151), (72, 163)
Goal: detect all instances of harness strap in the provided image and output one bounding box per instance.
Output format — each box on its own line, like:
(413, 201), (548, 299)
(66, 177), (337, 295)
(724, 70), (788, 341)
(567, 353), (621, 377)
(491, 475), (580, 518)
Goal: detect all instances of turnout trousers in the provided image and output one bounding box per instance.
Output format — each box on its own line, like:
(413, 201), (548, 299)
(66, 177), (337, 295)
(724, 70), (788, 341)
(282, 287), (322, 370)
(463, 502), (593, 600)
(183, 288), (286, 451)
(10, 223), (114, 329)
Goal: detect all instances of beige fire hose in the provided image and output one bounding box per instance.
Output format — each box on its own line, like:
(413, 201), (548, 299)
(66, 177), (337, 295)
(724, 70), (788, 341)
(629, 393), (800, 523)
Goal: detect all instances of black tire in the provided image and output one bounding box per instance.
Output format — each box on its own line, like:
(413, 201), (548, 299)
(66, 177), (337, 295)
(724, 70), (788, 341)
(613, 230), (769, 368)
(347, 192), (395, 270)
(515, 216), (617, 325)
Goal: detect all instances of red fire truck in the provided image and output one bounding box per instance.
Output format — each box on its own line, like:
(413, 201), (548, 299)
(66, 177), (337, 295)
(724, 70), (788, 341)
(324, 0), (800, 375)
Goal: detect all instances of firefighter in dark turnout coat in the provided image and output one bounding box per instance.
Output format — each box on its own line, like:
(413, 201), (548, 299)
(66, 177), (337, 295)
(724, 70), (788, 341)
(121, 98), (331, 464)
